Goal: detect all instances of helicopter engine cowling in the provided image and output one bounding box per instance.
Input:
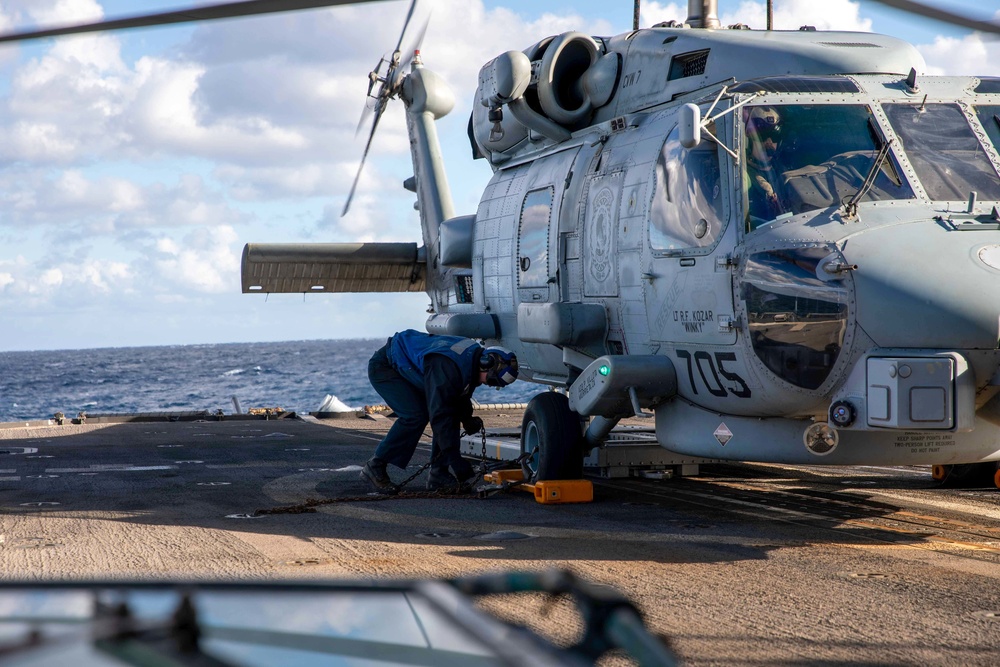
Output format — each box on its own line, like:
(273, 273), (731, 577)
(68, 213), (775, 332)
(536, 31), (600, 127)
(473, 32), (619, 161)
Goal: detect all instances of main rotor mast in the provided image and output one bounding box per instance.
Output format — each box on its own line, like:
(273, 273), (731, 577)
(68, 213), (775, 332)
(686, 0), (721, 29)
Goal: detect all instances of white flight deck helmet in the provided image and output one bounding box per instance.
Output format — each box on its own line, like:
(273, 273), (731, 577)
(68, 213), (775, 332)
(479, 347), (519, 387)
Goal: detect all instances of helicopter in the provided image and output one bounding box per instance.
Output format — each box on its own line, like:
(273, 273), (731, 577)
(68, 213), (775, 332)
(4, 0), (1000, 489)
(242, 0), (1000, 489)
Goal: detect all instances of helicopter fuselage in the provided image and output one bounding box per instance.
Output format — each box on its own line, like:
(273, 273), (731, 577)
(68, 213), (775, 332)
(426, 29), (1000, 467)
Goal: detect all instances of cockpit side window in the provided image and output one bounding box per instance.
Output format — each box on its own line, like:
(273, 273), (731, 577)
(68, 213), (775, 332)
(742, 104), (913, 231)
(650, 124), (726, 253)
(885, 103), (1000, 201)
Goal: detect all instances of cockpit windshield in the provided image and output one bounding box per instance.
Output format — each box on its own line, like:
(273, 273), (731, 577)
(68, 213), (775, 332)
(885, 103), (1000, 201)
(743, 104), (913, 230)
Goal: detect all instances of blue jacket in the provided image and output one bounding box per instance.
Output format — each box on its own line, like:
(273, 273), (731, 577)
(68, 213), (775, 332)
(387, 330), (482, 470)
(389, 329), (482, 391)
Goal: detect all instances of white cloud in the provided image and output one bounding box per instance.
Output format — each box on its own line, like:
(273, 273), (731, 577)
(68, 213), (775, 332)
(917, 33), (1000, 76)
(28, 0), (104, 26)
(0, 169), (246, 234)
(0, 253), (132, 304)
(143, 225), (241, 294)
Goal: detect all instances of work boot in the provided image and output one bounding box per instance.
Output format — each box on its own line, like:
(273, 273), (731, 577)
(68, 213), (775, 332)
(454, 464), (478, 493)
(426, 467), (460, 492)
(361, 457), (396, 493)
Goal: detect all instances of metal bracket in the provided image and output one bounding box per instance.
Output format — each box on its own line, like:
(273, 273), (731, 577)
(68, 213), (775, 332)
(715, 255), (736, 271)
(627, 387), (654, 419)
(699, 87), (760, 164)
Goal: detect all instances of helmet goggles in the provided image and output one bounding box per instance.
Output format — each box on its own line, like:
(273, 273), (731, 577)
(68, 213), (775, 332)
(480, 348), (519, 387)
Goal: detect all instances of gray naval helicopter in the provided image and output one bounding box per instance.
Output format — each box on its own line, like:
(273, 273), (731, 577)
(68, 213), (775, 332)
(243, 0), (1000, 489)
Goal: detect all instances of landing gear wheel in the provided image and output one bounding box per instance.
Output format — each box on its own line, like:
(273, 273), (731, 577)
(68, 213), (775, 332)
(520, 392), (584, 482)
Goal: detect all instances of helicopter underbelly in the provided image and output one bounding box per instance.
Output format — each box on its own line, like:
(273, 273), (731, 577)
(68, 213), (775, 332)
(654, 398), (1000, 466)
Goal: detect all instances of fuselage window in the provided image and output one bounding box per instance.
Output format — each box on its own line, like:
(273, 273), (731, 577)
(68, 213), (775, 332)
(742, 104), (913, 230)
(885, 103), (1000, 201)
(650, 125), (725, 253)
(518, 187), (553, 287)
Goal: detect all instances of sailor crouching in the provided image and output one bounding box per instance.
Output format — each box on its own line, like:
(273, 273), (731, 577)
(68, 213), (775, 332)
(362, 329), (518, 493)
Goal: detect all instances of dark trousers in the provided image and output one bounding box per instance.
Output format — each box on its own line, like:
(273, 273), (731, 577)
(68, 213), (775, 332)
(368, 345), (429, 469)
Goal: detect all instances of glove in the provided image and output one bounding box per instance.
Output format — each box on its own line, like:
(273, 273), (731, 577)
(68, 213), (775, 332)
(462, 416), (484, 435)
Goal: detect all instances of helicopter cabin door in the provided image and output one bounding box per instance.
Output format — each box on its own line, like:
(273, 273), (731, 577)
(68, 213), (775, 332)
(515, 148), (582, 307)
(645, 122), (737, 346)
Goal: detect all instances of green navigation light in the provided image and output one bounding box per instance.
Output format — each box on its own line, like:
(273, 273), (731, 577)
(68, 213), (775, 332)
(599, 365), (610, 376)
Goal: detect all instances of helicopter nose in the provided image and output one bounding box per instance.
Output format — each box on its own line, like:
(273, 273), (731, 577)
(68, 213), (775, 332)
(845, 223), (1000, 350)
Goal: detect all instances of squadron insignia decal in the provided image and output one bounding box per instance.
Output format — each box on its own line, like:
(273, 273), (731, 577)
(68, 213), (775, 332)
(589, 186), (615, 283)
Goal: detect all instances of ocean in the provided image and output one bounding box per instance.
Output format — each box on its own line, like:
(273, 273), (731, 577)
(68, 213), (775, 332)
(0, 339), (543, 423)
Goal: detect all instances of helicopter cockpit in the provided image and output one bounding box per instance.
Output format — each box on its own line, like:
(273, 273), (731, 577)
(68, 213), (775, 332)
(728, 77), (1000, 417)
(742, 103), (913, 229)
(741, 94), (1000, 231)
(883, 102), (1000, 202)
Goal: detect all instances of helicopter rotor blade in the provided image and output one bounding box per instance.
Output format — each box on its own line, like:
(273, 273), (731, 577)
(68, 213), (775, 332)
(344, 0), (423, 216)
(356, 98), (375, 137)
(393, 15), (430, 88)
(867, 0), (1000, 37)
(392, 0), (420, 57)
(342, 103), (387, 216)
(357, 55), (389, 136)
(0, 0), (390, 44)
(356, 91), (388, 137)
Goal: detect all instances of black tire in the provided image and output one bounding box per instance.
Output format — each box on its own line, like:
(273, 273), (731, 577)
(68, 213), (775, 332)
(520, 392), (584, 481)
(932, 462), (996, 488)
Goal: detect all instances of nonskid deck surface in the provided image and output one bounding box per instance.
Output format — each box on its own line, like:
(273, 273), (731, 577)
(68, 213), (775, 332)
(0, 413), (999, 666)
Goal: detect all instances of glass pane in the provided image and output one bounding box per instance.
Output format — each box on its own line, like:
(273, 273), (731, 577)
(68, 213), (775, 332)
(741, 248), (849, 390)
(197, 590), (496, 666)
(974, 78), (1000, 94)
(743, 104), (913, 230)
(885, 103), (1000, 201)
(974, 105), (1000, 156)
(730, 76), (860, 94)
(650, 126), (725, 252)
(518, 188), (553, 287)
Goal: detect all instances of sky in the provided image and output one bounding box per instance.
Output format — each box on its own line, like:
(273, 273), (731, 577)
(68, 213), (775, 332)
(0, 0), (996, 352)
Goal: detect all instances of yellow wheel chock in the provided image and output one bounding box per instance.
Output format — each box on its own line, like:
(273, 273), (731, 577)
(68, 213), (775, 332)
(483, 469), (593, 504)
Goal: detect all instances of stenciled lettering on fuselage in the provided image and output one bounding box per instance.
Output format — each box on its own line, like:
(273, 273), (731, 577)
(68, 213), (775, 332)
(675, 349), (752, 399)
(893, 433), (958, 455)
(653, 271), (689, 334)
(673, 309), (715, 334)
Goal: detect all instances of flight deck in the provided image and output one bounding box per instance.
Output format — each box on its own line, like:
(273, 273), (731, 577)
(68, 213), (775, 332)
(0, 410), (998, 665)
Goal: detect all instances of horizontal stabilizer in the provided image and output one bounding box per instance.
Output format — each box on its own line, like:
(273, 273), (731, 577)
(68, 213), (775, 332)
(241, 243), (426, 294)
